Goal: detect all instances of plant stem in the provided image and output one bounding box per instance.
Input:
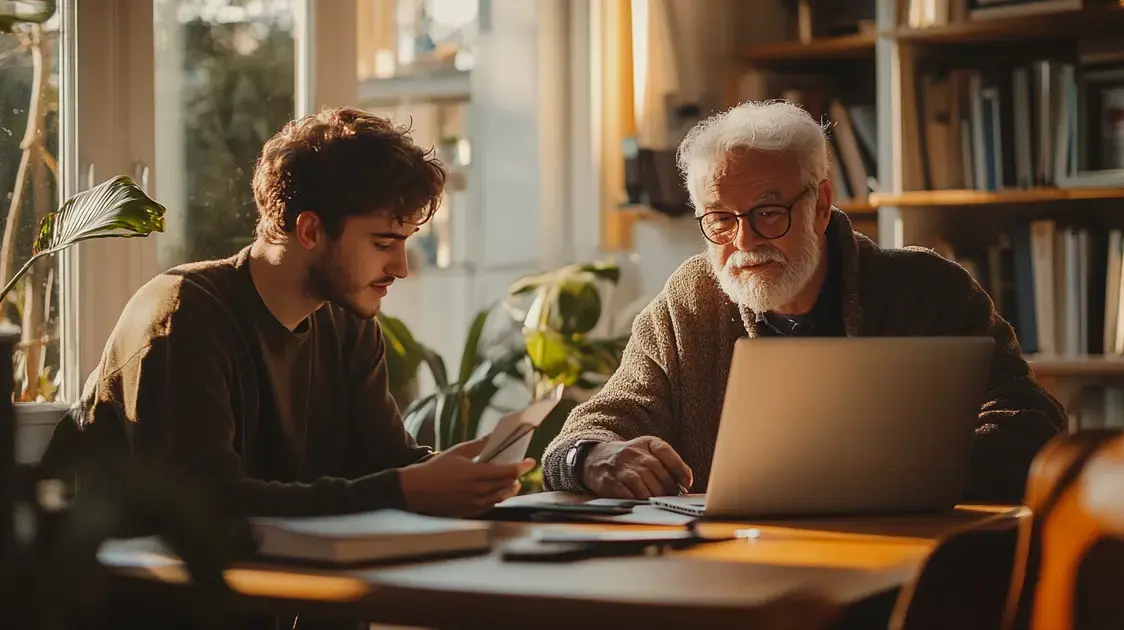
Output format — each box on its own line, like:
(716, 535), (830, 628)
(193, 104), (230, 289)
(20, 28), (51, 400)
(0, 26), (47, 291)
(0, 254), (41, 307)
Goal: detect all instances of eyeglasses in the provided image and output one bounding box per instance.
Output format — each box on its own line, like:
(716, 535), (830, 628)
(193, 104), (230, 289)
(697, 186), (814, 245)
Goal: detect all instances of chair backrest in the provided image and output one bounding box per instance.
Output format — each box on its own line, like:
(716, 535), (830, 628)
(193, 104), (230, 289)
(1004, 429), (1124, 630)
(888, 512), (1024, 630)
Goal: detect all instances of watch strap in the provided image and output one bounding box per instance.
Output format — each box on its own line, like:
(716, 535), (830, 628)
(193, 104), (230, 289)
(568, 439), (602, 492)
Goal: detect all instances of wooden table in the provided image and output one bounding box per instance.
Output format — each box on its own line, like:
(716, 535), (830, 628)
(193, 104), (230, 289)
(97, 492), (1026, 629)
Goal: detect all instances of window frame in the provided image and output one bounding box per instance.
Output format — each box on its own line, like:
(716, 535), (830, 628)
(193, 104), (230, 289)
(62, 0), (599, 399)
(63, 0), (356, 398)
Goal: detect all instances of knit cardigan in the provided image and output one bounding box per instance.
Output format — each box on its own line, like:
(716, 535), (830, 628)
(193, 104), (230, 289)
(542, 210), (1066, 504)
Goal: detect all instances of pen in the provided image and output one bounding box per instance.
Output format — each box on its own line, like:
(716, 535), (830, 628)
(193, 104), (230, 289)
(677, 483), (689, 495)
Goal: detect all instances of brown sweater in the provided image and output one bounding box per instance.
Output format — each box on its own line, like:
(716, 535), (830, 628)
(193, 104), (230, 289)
(543, 210), (1066, 504)
(66, 247), (431, 517)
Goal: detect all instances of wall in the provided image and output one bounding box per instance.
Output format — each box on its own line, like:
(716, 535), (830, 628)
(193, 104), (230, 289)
(624, 0), (744, 300)
(631, 213), (702, 297)
(381, 0), (594, 408)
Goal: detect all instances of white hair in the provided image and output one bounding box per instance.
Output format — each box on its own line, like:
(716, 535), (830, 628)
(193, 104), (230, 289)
(676, 100), (830, 211)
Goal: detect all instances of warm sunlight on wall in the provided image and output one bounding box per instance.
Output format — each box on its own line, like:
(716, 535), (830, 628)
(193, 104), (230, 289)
(630, 0), (648, 129)
(599, 0), (644, 252)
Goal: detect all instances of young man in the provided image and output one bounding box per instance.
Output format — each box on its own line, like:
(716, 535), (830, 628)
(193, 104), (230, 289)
(68, 107), (532, 518)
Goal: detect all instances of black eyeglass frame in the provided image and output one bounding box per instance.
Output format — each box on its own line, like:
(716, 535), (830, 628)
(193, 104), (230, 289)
(696, 185), (816, 245)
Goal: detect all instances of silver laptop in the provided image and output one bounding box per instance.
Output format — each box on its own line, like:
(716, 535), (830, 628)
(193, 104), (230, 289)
(650, 336), (994, 519)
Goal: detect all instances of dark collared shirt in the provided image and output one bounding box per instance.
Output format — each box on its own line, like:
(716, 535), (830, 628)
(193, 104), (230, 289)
(756, 238), (845, 337)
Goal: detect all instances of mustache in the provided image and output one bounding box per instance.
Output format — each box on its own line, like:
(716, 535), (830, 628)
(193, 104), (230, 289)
(726, 248), (786, 269)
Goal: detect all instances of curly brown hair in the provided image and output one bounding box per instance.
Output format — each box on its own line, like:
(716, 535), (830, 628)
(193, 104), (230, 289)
(252, 107), (446, 243)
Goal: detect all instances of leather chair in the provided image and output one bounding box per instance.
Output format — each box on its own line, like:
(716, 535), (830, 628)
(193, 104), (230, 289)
(1004, 429), (1124, 630)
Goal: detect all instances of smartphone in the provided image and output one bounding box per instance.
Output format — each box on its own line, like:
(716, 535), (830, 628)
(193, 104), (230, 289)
(531, 528), (698, 545)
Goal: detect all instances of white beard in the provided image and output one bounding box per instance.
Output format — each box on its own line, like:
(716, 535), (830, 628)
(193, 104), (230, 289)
(709, 212), (822, 313)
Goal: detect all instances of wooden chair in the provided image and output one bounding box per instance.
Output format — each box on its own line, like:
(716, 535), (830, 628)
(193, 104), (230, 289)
(887, 511), (1024, 630)
(1004, 429), (1124, 630)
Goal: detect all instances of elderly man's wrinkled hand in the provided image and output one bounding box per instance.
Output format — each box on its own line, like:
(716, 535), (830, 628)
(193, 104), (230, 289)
(581, 436), (693, 499)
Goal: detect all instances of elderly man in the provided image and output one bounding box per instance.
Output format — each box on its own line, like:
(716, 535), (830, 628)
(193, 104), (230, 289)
(542, 100), (1065, 505)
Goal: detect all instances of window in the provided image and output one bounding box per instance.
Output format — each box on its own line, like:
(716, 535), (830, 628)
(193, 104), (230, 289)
(153, 0), (297, 270)
(357, 0), (478, 81)
(0, 8), (63, 401)
(357, 0), (476, 271)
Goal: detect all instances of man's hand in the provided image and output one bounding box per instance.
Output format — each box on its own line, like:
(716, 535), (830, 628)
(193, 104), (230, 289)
(581, 436), (693, 499)
(398, 435), (535, 517)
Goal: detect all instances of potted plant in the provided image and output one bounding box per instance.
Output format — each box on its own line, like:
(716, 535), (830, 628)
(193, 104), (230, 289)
(505, 261), (630, 399)
(2, 175), (166, 463)
(388, 261), (631, 493)
(502, 261), (630, 491)
(397, 306), (525, 451)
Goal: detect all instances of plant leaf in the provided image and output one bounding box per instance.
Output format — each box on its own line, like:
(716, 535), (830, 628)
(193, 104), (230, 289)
(402, 394), (437, 445)
(33, 175), (165, 255)
(0, 176), (166, 305)
(458, 308), (489, 384)
(555, 279), (602, 335)
(524, 330), (582, 383)
(573, 261), (621, 284)
(418, 345), (449, 390)
(432, 389), (467, 450)
(377, 312), (423, 394)
(525, 397), (578, 465)
(460, 350), (526, 440)
(506, 270), (555, 297)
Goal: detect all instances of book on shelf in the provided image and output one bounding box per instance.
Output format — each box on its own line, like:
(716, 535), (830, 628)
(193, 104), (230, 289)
(914, 42), (1124, 192)
(942, 221), (1124, 359)
(903, 0), (1094, 26)
(250, 509), (492, 565)
(741, 83), (879, 204)
(968, 0), (1083, 21)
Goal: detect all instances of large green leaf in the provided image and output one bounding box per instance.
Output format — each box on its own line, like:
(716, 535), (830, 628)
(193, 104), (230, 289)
(506, 270), (555, 297)
(461, 351), (524, 440)
(573, 261), (621, 284)
(0, 0), (56, 30)
(458, 308), (490, 384)
(462, 351), (523, 393)
(0, 175), (166, 304)
(507, 262), (620, 300)
(525, 397), (578, 465)
(402, 394), (437, 444)
(33, 175), (166, 254)
(432, 389), (467, 450)
(555, 279), (602, 335)
(524, 329), (579, 383)
(418, 345), (449, 390)
(377, 312), (424, 394)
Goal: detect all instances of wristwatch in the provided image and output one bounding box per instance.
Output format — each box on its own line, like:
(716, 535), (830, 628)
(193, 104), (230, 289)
(565, 439), (601, 490)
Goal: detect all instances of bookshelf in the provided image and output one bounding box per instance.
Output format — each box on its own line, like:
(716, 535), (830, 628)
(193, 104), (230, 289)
(894, 2), (1124, 43)
(727, 3), (880, 240)
(728, 0), (1124, 428)
(1030, 355), (1124, 377)
(870, 187), (1124, 207)
(737, 33), (877, 63)
(871, 0), (1124, 430)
